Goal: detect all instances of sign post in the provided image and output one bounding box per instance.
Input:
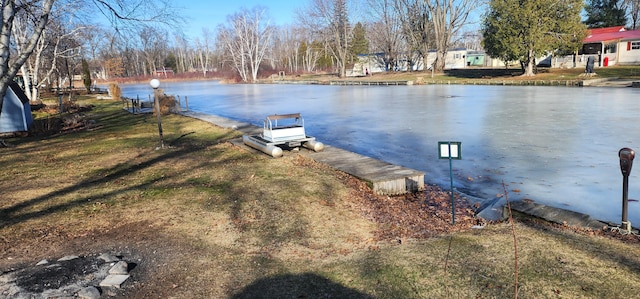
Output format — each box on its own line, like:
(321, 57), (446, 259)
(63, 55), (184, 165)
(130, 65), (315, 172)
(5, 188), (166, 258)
(438, 141), (461, 225)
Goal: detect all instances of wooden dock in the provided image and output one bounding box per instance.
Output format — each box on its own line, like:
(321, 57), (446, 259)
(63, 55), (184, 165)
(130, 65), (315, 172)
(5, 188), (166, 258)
(329, 80), (413, 86)
(179, 111), (425, 195)
(303, 146), (424, 195)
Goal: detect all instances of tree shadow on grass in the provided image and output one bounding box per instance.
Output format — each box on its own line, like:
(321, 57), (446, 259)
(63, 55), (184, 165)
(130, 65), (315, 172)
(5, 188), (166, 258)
(0, 145), (196, 228)
(231, 273), (373, 299)
(0, 126), (240, 229)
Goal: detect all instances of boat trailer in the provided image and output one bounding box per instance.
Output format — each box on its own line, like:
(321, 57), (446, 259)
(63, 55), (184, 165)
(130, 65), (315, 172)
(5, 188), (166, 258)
(243, 113), (324, 157)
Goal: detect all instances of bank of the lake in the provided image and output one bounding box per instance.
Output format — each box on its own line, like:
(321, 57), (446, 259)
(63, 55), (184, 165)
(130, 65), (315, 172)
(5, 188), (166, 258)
(118, 79), (640, 228)
(2, 96), (640, 298)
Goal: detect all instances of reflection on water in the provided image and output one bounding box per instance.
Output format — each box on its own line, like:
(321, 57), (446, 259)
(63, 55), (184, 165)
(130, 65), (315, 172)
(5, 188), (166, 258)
(119, 81), (640, 224)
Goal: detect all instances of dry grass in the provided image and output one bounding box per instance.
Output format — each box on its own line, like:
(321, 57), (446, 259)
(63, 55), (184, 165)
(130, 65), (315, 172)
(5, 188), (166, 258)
(1, 97), (640, 298)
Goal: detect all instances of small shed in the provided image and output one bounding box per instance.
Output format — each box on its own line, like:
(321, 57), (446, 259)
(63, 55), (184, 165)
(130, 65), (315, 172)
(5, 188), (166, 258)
(0, 81), (33, 133)
(466, 51), (486, 66)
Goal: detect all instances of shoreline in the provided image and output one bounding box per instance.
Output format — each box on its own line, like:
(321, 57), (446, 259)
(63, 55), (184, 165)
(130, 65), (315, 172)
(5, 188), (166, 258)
(113, 76), (639, 231)
(173, 109), (632, 232)
(100, 66), (640, 88)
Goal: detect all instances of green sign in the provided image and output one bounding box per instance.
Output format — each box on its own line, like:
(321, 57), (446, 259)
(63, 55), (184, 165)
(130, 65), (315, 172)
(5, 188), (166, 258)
(438, 141), (461, 160)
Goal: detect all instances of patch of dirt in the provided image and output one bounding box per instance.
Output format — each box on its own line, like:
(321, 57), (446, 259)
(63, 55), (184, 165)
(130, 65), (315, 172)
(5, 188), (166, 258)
(292, 156), (480, 241)
(0, 220), (193, 298)
(2, 255), (111, 297)
(339, 174), (478, 240)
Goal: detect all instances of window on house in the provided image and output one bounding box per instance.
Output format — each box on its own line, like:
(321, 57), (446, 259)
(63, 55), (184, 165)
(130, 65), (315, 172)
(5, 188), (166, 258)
(604, 43), (617, 54)
(454, 53), (461, 59)
(632, 41), (640, 50)
(580, 43), (600, 54)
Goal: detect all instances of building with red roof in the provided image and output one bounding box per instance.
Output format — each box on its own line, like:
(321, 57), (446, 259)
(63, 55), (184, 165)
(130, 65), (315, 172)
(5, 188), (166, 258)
(580, 26), (640, 66)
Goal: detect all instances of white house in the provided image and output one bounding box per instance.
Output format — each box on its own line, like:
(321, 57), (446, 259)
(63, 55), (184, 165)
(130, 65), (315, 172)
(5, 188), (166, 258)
(350, 48), (470, 76)
(580, 26), (640, 67)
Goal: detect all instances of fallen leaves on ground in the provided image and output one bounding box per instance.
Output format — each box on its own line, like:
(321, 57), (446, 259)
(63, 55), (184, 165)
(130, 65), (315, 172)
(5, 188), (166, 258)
(293, 156), (480, 241)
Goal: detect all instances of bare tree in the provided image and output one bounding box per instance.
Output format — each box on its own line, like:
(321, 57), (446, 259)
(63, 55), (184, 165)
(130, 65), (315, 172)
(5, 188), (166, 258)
(395, 0), (435, 71)
(80, 26), (109, 83)
(14, 6), (86, 101)
(172, 34), (190, 73)
(270, 26), (299, 73)
(456, 30), (482, 50)
(284, 26), (322, 73)
(624, 0), (640, 29)
(217, 7), (274, 82)
(367, 0), (403, 71)
(194, 28), (214, 77)
(425, 0), (479, 71)
(0, 0), (175, 118)
(270, 26), (323, 74)
(138, 25), (169, 76)
(0, 0), (54, 114)
(299, 0), (352, 77)
(301, 40), (322, 72)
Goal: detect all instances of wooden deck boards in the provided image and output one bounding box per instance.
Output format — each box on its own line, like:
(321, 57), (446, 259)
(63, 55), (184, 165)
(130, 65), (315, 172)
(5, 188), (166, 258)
(303, 146), (424, 195)
(179, 111), (425, 195)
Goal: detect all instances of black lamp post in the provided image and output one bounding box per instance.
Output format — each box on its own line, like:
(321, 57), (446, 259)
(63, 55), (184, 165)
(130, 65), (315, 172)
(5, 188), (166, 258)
(619, 148), (635, 232)
(150, 79), (164, 149)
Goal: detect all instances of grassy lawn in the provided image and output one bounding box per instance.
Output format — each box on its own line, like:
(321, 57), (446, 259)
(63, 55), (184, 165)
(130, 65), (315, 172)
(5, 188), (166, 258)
(1, 96), (639, 298)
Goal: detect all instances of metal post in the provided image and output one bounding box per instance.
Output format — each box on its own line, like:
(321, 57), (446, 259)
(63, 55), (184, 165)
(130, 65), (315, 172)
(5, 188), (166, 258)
(58, 94), (63, 113)
(438, 141), (461, 226)
(622, 174), (629, 230)
(185, 96), (189, 111)
(449, 142), (455, 225)
(154, 88), (164, 148)
(619, 148), (635, 232)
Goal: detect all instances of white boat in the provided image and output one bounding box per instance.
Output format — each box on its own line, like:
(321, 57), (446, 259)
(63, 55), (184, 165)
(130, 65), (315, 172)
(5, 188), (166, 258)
(242, 113), (324, 157)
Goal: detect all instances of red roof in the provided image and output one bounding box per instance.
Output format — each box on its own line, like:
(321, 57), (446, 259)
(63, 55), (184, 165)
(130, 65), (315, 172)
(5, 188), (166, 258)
(584, 26), (640, 43)
(588, 26), (625, 34)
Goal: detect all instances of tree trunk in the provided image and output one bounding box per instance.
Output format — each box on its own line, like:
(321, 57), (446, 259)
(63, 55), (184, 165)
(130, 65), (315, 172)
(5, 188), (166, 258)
(523, 49), (536, 76)
(0, 0), (54, 114)
(435, 49), (446, 72)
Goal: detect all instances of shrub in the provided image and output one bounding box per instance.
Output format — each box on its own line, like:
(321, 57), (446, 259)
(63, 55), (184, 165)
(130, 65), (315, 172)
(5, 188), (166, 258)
(108, 83), (122, 100)
(157, 94), (178, 115)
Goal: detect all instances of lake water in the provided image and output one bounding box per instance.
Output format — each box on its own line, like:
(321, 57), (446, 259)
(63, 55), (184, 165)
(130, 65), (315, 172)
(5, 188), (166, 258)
(118, 80), (640, 225)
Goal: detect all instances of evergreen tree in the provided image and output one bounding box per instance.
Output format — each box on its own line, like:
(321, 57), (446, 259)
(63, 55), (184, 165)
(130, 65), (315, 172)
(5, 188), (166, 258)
(81, 59), (92, 94)
(164, 53), (177, 72)
(350, 22), (369, 60)
(330, 0), (351, 77)
(584, 0), (627, 28)
(482, 0), (586, 76)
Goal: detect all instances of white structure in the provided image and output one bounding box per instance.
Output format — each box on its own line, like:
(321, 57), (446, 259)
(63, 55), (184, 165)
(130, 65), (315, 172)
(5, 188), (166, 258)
(351, 48), (471, 76)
